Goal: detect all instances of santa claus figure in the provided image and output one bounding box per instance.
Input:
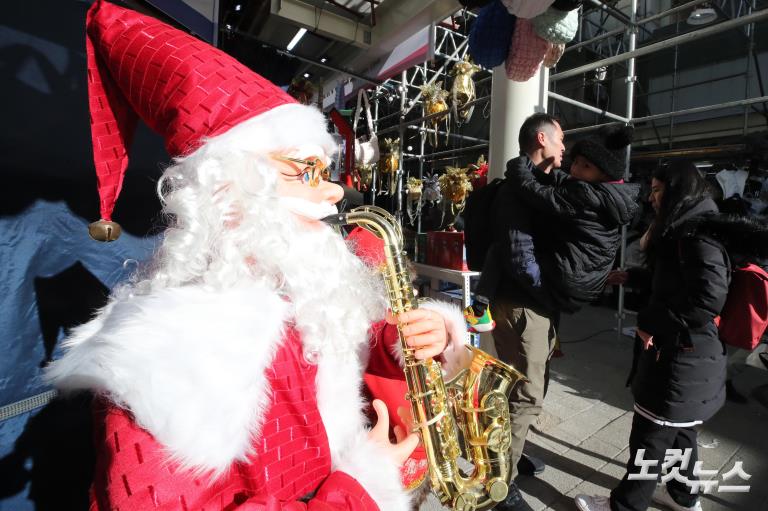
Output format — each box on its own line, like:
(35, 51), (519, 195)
(44, 2), (468, 510)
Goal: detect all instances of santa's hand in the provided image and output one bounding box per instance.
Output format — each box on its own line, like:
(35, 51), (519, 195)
(386, 308), (448, 360)
(369, 399), (419, 466)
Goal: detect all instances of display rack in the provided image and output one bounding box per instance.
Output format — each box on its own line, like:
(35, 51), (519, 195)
(362, 19), (492, 231)
(413, 262), (479, 310)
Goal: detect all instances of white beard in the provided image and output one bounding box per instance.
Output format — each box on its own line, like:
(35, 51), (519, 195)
(242, 200), (386, 361)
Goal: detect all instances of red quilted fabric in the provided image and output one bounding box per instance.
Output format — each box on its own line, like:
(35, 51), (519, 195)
(86, 0), (295, 221)
(89, 328), (379, 510)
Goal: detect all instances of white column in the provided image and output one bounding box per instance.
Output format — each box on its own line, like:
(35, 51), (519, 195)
(488, 65), (549, 180)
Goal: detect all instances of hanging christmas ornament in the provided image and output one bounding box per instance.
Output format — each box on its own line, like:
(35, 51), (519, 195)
(438, 166), (473, 222)
(355, 163), (374, 192)
(451, 56), (481, 125)
(467, 154), (489, 189)
(420, 81), (450, 147)
(378, 137), (400, 195)
(406, 177), (424, 226)
(423, 173), (442, 205)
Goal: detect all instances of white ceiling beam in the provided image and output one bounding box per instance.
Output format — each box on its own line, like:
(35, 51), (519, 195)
(364, 0), (458, 63)
(271, 0), (371, 48)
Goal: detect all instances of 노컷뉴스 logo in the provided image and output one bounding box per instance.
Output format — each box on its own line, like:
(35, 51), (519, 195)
(628, 448), (751, 493)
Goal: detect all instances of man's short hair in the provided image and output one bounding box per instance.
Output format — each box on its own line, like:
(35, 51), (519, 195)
(518, 113), (560, 154)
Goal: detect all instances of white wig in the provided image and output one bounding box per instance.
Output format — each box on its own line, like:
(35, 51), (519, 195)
(125, 111), (385, 360)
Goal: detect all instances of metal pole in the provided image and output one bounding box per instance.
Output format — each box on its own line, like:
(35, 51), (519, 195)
(552, 8), (768, 82)
(563, 121), (619, 135)
(640, 0), (708, 25)
(565, 27), (624, 54)
(549, 91), (630, 122)
(422, 143), (489, 161)
(565, 0), (712, 54)
(370, 88), (379, 200)
(376, 95), (491, 136)
(417, 60), (427, 238)
(588, 0), (632, 25)
(617, 0), (637, 341)
(407, 125), (489, 144)
(743, 1), (755, 134)
(632, 95), (768, 123)
(396, 70), (406, 222)
(669, 43), (679, 148)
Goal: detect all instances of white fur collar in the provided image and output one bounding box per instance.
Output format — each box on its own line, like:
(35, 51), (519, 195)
(45, 282), (467, 511)
(45, 283), (290, 476)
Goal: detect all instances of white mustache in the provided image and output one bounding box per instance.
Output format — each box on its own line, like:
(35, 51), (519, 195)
(278, 197), (338, 220)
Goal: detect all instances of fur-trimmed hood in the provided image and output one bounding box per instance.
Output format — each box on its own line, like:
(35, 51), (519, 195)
(677, 212), (768, 262)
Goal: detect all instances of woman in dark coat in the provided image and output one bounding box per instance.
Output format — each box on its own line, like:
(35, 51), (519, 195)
(575, 161), (730, 511)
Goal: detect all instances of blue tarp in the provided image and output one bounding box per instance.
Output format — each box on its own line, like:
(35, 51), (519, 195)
(0, 200), (158, 509)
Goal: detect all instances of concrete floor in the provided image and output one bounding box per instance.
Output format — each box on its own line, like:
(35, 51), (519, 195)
(420, 305), (768, 511)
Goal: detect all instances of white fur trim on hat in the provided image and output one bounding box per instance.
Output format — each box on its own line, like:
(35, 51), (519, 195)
(196, 103), (337, 160)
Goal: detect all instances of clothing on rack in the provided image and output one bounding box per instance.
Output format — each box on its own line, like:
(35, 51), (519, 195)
(715, 169), (749, 199)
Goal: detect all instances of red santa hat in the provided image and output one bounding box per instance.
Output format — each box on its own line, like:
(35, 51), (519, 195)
(85, 0), (333, 241)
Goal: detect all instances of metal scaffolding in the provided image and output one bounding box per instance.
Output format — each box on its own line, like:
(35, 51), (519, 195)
(363, 20), (492, 226)
(547, 0), (768, 337)
(346, 1), (767, 335)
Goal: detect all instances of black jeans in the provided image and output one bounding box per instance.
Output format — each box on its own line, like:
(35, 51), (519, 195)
(611, 413), (699, 511)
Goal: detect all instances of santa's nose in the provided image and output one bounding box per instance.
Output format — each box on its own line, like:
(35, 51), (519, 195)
(317, 180), (344, 205)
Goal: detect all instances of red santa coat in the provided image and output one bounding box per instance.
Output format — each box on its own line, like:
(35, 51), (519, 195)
(46, 280), (468, 511)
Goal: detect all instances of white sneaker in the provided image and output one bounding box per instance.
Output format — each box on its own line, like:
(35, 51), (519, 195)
(651, 484), (703, 511)
(574, 494), (611, 511)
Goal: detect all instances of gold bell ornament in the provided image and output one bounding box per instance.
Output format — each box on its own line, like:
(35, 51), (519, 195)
(88, 220), (122, 242)
(378, 137), (401, 195)
(420, 82), (450, 147)
(438, 166), (473, 225)
(450, 56), (481, 125)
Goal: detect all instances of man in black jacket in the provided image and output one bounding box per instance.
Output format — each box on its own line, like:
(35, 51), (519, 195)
(480, 118), (639, 511)
(481, 113), (566, 511)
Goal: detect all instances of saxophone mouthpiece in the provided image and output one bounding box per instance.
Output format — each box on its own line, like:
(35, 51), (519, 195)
(321, 212), (348, 226)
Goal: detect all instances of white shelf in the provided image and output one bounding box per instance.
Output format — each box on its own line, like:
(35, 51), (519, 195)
(413, 263), (479, 309)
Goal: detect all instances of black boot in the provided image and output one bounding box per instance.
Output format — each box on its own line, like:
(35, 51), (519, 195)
(726, 379), (748, 404)
(517, 453), (545, 476)
(494, 482), (533, 511)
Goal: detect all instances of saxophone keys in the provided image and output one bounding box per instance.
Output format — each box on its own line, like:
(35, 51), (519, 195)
(486, 477), (509, 503)
(452, 492), (478, 511)
(486, 426), (512, 453)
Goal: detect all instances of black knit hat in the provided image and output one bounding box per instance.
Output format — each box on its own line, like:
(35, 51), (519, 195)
(570, 125), (633, 181)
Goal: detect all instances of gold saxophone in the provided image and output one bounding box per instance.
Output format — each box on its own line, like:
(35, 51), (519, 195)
(323, 206), (527, 511)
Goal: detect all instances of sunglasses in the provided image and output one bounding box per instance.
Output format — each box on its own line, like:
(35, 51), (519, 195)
(274, 155), (330, 187)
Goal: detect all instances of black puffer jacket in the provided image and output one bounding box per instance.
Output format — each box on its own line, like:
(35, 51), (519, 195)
(632, 198), (731, 423)
(506, 163), (640, 312)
